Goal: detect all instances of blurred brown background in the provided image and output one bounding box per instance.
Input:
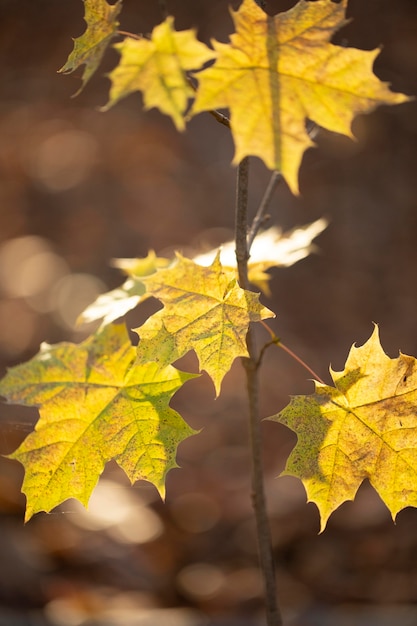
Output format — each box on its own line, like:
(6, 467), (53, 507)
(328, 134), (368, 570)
(0, 0), (417, 624)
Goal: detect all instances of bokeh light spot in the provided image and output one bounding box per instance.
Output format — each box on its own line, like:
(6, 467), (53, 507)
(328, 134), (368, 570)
(25, 128), (99, 191)
(176, 563), (225, 600)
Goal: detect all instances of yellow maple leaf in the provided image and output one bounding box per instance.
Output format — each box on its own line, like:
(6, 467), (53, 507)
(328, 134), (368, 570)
(192, 0), (410, 194)
(269, 325), (417, 531)
(0, 324), (196, 520)
(59, 0), (122, 96)
(103, 17), (215, 129)
(135, 253), (274, 396)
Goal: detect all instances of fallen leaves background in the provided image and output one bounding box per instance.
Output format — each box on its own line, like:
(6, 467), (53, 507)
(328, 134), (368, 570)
(0, 0), (417, 624)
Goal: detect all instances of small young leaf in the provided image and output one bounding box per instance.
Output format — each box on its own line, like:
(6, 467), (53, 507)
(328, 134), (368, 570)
(269, 325), (417, 531)
(0, 324), (196, 521)
(103, 17), (215, 129)
(192, 0), (410, 194)
(135, 254), (274, 395)
(59, 0), (122, 95)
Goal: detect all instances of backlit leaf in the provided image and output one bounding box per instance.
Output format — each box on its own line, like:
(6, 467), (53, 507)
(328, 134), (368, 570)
(270, 326), (417, 531)
(80, 219), (326, 327)
(59, 0), (122, 95)
(0, 324), (196, 521)
(103, 17), (215, 129)
(192, 0), (410, 194)
(194, 218), (328, 295)
(78, 251), (170, 326)
(135, 253), (274, 395)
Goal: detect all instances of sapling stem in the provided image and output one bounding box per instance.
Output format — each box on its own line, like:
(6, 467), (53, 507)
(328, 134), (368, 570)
(235, 158), (283, 626)
(235, 158), (250, 280)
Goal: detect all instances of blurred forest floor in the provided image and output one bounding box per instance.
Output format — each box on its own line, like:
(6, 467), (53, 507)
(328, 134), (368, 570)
(0, 0), (417, 624)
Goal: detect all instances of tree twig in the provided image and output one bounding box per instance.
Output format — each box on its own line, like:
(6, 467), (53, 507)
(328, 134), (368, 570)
(235, 158), (250, 283)
(235, 158), (283, 626)
(247, 171), (282, 251)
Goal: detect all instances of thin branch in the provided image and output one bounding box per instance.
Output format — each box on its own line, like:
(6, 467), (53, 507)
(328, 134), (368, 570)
(247, 171), (282, 252)
(235, 157), (250, 284)
(235, 158), (283, 626)
(256, 338), (278, 369)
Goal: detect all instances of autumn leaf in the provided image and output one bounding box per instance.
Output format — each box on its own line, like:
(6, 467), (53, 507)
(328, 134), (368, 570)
(59, 0), (122, 96)
(135, 253), (274, 396)
(0, 324), (196, 521)
(80, 219), (326, 327)
(270, 325), (417, 531)
(194, 218), (328, 296)
(78, 277), (146, 327)
(103, 16), (215, 129)
(78, 251), (171, 326)
(192, 0), (410, 194)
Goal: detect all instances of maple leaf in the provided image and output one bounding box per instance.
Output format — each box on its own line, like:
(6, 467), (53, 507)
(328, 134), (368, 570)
(81, 220), (326, 327)
(103, 17), (215, 130)
(0, 324), (196, 521)
(59, 0), (122, 96)
(135, 253), (274, 396)
(194, 218), (328, 296)
(78, 250), (171, 326)
(192, 0), (410, 194)
(269, 325), (417, 531)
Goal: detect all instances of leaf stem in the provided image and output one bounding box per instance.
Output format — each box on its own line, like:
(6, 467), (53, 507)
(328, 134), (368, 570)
(235, 158), (283, 626)
(117, 30), (141, 40)
(279, 341), (325, 384)
(247, 171), (282, 251)
(186, 75), (231, 128)
(259, 321), (325, 384)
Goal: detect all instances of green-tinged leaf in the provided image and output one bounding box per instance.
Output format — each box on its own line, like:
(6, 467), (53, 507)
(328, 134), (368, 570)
(269, 325), (417, 531)
(78, 251), (171, 326)
(0, 324), (196, 521)
(135, 253), (274, 396)
(191, 0), (410, 194)
(59, 0), (122, 95)
(103, 16), (215, 129)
